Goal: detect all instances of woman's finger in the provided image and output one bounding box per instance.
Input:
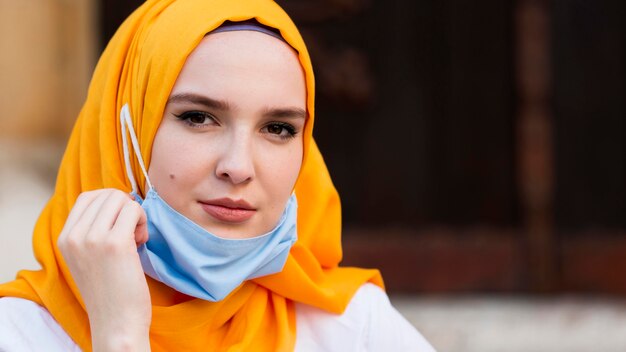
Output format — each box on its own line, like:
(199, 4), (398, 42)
(68, 190), (117, 244)
(58, 190), (106, 244)
(89, 190), (134, 233)
(111, 200), (149, 246)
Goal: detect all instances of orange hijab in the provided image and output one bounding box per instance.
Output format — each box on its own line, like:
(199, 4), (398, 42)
(0, 0), (383, 350)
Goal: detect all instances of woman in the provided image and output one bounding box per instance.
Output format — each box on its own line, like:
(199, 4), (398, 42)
(0, 0), (435, 351)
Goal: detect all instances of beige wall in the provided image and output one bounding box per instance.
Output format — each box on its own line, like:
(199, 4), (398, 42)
(0, 0), (97, 282)
(0, 0), (97, 142)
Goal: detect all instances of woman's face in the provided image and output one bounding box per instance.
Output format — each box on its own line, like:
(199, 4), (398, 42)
(148, 30), (306, 239)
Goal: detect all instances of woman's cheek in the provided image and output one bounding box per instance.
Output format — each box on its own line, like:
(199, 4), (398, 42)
(267, 147), (300, 184)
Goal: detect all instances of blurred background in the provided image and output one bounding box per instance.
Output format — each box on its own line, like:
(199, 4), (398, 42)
(0, 0), (624, 351)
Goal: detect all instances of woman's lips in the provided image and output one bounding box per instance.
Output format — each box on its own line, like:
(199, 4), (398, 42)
(199, 198), (256, 223)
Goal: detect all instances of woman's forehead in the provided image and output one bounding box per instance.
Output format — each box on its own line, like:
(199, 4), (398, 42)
(181, 31), (304, 79)
(169, 30), (306, 111)
(200, 29), (298, 62)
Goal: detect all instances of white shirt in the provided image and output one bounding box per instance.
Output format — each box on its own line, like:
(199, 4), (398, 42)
(0, 283), (435, 351)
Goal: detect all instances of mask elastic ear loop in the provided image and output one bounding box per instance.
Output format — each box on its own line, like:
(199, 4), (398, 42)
(120, 104), (153, 193)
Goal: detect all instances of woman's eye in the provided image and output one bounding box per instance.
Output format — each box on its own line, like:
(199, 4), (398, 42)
(264, 122), (297, 140)
(173, 111), (217, 127)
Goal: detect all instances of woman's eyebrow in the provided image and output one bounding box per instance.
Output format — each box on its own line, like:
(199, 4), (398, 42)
(262, 107), (306, 120)
(168, 92), (305, 119)
(167, 92), (230, 110)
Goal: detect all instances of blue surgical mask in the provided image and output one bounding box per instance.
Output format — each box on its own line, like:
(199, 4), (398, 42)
(120, 104), (297, 301)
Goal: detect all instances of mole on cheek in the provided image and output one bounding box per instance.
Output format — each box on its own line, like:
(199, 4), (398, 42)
(169, 174), (175, 180)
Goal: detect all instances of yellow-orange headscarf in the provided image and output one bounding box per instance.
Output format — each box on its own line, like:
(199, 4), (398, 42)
(0, 0), (383, 350)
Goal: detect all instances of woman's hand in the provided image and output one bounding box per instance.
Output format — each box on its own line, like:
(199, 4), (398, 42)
(57, 189), (151, 351)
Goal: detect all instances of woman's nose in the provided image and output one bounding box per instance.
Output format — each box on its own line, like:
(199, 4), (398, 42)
(215, 135), (255, 185)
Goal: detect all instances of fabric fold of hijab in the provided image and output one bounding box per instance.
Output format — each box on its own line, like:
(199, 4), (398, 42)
(0, 0), (383, 351)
